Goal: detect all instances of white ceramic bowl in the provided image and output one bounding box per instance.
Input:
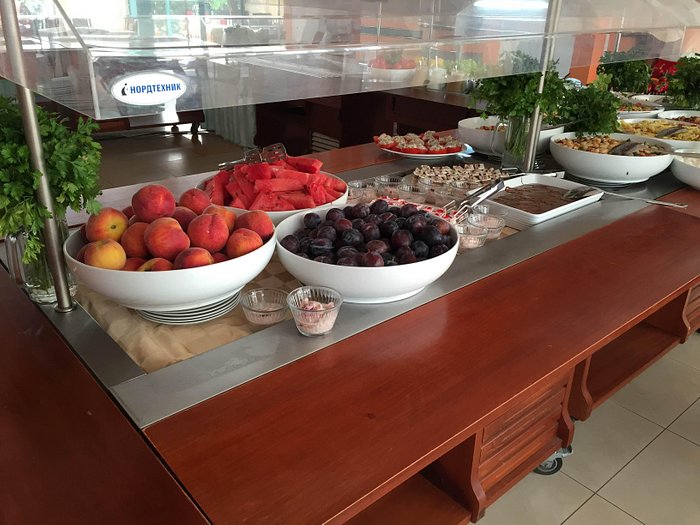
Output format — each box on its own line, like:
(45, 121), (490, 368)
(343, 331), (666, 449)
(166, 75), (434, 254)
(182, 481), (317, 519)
(458, 116), (564, 156)
(671, 153), (700, 190)
(200, 172), (348, 226)
(275, 212), (459, 304)
(630, 94), (667, 105)
(618, 118), (700, 150)
(64, 231), (275, 311)
(657, 110), (700, 123)
(618, 103), (662, 119)
(549, 132), (673, 185)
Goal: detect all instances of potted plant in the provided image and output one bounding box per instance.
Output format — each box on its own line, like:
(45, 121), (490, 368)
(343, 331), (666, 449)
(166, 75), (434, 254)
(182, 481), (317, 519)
(0, 95), (102, 303)
(559, 73), (621, 135)
(470, 52), (567, 170)
(596, 50), (651, 94)
(666, 53), (700, 109)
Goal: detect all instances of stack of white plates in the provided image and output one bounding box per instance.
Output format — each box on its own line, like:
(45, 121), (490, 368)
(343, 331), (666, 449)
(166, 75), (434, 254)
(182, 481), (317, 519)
(136, 292), (240, 325)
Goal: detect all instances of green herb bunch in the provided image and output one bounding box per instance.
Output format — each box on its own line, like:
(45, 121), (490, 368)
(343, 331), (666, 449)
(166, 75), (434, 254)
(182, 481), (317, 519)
(470, 52), (567, 125)
(596, 50), (651, 93)
(667, 54), (700, 109)
(560, 73), (621, 134)
(0, 95), (102, 262)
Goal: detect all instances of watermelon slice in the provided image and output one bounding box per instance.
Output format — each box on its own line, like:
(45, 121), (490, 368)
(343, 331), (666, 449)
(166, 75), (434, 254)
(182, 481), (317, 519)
(225, 181), (252, 209)
(286, 156), (323, 174)
(230, 196), (248, 209)
(272, 168), (310, 185)
(250, 192), (295, 211)
(270, 159), (296, 170)
(254, 178), (304, 193)
(204, 178), (226, 206)
(307, 183), (329, 205)
(232, 170), (256, 203)
(324, 187), (343, 201)
(278, 191), (316, 210)
(247, 162), (272, 180)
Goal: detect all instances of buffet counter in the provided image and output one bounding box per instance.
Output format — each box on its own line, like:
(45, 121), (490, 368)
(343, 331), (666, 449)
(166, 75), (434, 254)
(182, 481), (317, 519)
(4, 141), (700, 524)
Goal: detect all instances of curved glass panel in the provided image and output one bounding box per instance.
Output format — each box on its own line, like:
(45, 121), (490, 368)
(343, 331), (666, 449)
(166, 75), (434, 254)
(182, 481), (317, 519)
(0, 0), (697, 118)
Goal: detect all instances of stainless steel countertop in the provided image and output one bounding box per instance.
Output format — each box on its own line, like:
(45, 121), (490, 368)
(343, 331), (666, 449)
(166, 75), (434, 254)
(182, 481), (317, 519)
(23, 159), (685, 428)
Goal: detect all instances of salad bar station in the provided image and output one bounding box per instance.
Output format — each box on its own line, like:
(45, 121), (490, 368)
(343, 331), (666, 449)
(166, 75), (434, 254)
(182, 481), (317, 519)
(5, 138), (700, 523)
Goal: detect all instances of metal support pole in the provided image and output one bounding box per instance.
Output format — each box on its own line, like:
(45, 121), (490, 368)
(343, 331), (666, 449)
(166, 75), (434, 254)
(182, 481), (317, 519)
(0, 0), (76, 312)
(523, 0), (562, 172)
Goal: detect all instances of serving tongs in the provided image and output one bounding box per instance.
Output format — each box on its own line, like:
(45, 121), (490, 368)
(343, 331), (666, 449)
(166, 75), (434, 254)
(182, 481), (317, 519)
(218, 142), (288, 170)
(451, 179), (506, 223)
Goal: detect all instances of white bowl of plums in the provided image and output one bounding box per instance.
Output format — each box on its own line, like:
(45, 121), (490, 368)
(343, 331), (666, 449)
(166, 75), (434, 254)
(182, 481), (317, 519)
(275, 199), (458, 304)
(63, 184), (275, 318)
(549, 132), (673, 185)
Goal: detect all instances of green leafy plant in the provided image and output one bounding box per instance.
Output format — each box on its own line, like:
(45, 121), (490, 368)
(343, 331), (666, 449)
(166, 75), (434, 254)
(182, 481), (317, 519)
(667, 54), (700, 109)
(560, 73), (621, 134)
(0, 95), (102, 262)
(596, 50), (651, 93)
(470, 52), (567, 125)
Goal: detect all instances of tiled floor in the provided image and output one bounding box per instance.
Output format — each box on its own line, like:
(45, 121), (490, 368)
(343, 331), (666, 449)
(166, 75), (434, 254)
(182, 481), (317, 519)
(99, 132), (700, 525)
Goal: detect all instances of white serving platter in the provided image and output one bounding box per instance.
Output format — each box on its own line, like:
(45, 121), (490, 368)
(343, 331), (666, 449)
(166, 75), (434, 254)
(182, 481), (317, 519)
(485, 174), (604, 230)
(378, 145), (470, 160)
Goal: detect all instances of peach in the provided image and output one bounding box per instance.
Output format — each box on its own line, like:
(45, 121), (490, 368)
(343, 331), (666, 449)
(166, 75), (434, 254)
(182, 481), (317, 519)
(144, 217), (190, 261)
(85, 207), (129, 242)
(128, 214), (143, 226)
(122, 257), (148, 271)
(131, 184), (176, 223)
(234, 210), (274, 242)
(226, 228), (263, 259)
(187, 213), (229, 253)
(83, 240), (127, 270)
(79, 224), (88, 242)
(172, 206), (197, 231)
(179, 188), (211, 215)
(174, 247), (215, 269)
(75, 244), (88, 263)
(120, 222), (150, 258)
(137, 258), (173, 272)
(212, 252), (228, 264)
(203, 204), (236, 233)
(121, 205), (134, 219)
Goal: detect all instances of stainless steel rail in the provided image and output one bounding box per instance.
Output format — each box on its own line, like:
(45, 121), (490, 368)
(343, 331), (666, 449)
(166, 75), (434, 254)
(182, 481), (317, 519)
(24, 163), (685, 428)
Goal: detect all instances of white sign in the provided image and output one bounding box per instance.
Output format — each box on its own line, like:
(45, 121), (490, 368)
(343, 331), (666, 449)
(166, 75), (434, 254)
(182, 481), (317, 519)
(110, 72), (187, 106)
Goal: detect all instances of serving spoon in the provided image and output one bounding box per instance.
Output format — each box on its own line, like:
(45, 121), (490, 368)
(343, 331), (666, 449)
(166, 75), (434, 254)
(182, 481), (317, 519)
(564, 186), (687, 208)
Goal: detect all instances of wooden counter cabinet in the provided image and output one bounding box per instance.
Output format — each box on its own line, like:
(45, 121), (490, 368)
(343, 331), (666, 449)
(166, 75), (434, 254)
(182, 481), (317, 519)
(569, 284), (700, 421)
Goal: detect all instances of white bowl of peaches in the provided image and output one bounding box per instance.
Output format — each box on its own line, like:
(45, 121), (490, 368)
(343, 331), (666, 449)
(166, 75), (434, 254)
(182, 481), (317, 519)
(63, 184), (275, 312)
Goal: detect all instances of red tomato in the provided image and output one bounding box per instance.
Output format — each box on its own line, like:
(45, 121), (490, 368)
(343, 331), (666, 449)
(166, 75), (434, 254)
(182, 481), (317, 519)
(445, 145), (463, 153)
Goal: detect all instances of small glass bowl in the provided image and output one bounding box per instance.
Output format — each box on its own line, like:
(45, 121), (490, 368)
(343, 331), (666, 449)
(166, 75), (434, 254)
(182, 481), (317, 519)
(347, 179), (377, 205)
(455, 223), (488, 253)
(433, 186), (457, 208)
(470, 203), (490, 215)
(397, 183), (427, 204)
(467, 213), (506, 240)
(449, 180), (474, 199)
(240, 288), (289, 326)
(374, 175), (403, 199)
(287, 286), (343, 337)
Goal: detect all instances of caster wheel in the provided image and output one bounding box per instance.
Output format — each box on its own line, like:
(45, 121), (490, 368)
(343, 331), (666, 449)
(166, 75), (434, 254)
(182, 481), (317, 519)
(533, 457), (563, 475)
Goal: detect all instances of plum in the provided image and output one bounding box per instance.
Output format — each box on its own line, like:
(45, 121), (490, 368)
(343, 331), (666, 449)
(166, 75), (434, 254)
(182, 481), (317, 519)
(303, 212), (321, 229)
